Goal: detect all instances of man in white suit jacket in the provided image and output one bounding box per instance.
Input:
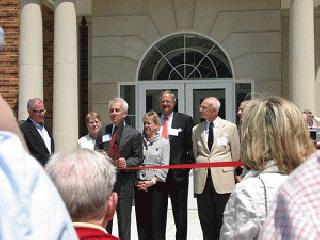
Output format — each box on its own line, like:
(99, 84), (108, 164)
(193, 97), (240, 240)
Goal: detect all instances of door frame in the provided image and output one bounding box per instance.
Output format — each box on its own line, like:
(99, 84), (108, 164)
(136, 81), (185, 131)
(136, 80), (235, 130)
(185, 80), (235, 123)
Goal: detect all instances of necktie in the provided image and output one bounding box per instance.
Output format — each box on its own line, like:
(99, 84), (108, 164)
(162, 116), (168, 138)
(108, 125), (120, 160)
(208, 122), (214, 151)
(110, 126), (117, 148)
(113, 126), (117, 135)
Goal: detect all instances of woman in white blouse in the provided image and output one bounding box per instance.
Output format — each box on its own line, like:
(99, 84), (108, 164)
(77, 112), (102, 150)
(220, 97), (315, 239)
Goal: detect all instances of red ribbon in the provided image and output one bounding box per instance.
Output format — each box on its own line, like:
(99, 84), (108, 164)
(118, 161), (243, 170)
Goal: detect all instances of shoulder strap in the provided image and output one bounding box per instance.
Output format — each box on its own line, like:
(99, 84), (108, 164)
(258, 175), (268, 216)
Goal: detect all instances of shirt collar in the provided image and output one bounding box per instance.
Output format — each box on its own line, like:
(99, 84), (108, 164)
(112, 121), (125, 132)
(29, 118), (44, 129)
(72, 222), (108, 234)
(205, 117), (219, 129)
(161, 112), (173, 121)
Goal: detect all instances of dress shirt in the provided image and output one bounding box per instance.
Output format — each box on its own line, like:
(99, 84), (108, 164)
(78, 134), (96, 150)
(30, 119), (52, 153)
(260, 152), (320, 240)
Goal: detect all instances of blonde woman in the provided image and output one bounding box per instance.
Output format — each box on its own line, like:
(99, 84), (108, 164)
(220, 97), (315, 239)
(78, 112), (102, 149)
(135, 112), (170, 240)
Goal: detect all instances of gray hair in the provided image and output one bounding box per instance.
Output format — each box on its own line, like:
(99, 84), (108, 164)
(46, 149), (116, 221)
(206, 97), (220, 111)
(27, 98), (43, 109)
(108, 98), (129, 113)
(159, 90), (177, 103)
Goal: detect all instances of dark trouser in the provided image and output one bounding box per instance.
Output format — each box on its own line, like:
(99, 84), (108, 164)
(165, 177), (189, 240)
(196, 171), (230, 240)
(135, 182), (167, 240)
(106, 198), (133, 240)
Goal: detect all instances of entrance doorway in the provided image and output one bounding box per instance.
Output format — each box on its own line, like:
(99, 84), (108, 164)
(136, 80), (235, 130)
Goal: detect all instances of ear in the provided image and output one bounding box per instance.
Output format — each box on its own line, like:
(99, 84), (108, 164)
(105, 192), (118, 221)
(173, 100), (177, 107)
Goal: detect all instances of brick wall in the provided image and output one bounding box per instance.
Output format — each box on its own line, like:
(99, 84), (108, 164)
(0, 0), (19, 115)
(42, 5), (54, 130)
(0, 2), (86, 134)
(0, 2), (54, 129)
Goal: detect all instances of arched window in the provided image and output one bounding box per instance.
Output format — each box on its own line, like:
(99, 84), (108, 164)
(138, 33), (232, 80)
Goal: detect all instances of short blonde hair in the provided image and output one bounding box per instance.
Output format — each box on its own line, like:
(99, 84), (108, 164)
(86, 112), (101, 123)
(241, 97), (314, 173)
(143, 112), (161, 129)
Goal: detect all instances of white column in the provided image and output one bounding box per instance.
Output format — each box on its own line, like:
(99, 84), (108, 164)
(289, 0), (315, 112)
(18, 0), (43, 120)
(53, 0), (78, 151)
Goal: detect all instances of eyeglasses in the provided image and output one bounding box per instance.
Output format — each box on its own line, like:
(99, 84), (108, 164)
(32, 109), (46, 114)
(199, 105), (210, 110)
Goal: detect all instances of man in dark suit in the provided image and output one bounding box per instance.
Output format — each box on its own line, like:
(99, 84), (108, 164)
(96, 97), (143, 240)
(159, 90), (194, 240)
(20, 98), (54, 166)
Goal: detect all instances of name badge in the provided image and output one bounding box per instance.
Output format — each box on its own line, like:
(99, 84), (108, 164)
(169, 128), (182, 136)
(217, 137), (227, 146)
(102, 134), (112, 142)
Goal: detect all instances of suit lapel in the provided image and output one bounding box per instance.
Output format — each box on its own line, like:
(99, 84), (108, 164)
(215, 117), (224, 138)
(104, 124), (113, 149)
(169, 112), (180, 143)
(27, 119), (47, 149)
(171, 112), (178, 130)
(44, 124), (54, 152)
(118, 121), (128, 148)
(213, 117), (225, 150)
(198, 121), (210, 152)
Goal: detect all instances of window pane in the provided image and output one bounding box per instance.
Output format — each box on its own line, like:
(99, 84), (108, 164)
(138, 33), (232, 80)
(120, 85), (136, 128)
(235, 83), (252, 126)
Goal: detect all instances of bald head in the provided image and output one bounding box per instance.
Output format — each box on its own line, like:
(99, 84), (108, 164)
(199, 97), (220, 122)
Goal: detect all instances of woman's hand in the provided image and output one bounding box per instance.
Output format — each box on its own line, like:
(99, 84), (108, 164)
(136, 179), (156, 191)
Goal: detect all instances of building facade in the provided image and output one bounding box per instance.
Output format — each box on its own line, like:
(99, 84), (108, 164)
(0, 0), (319, 150)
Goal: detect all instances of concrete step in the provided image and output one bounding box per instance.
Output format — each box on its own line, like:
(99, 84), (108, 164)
(112, 173), (202, 239)
(113, 208), (202, 240)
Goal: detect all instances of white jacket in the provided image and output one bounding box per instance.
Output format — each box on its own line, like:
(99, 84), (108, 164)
(220, 163), (288, 240)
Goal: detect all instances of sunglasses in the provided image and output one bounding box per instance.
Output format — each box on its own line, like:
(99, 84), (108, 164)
(32, 109), (46, 114)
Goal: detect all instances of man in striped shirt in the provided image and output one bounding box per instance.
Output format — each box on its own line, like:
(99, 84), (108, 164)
(260, 152), (320, 239)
